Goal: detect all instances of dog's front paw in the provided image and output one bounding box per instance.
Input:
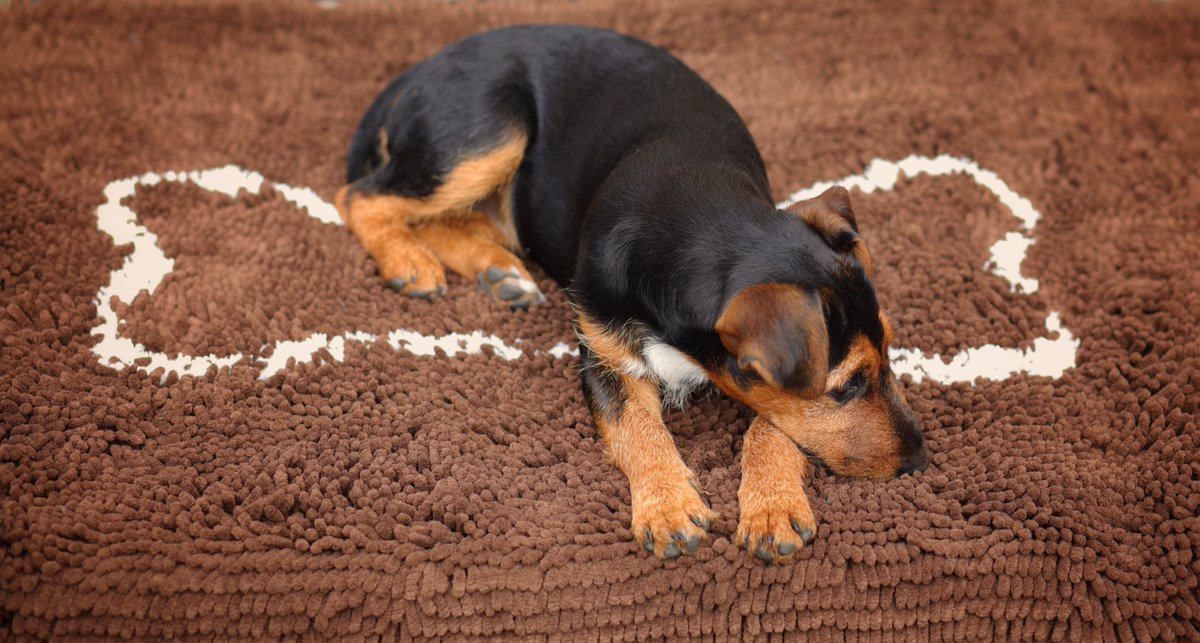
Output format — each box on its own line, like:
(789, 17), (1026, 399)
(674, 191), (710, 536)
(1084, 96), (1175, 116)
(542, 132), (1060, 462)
(383, 246), (447, 300)
(476, 266), (545, 310)
(630, 475), (717, 560)
(735, 490), (816, 563)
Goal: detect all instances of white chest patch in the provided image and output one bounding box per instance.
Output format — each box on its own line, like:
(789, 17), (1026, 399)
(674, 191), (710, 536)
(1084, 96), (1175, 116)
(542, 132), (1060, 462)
(624, 341), (710, 405)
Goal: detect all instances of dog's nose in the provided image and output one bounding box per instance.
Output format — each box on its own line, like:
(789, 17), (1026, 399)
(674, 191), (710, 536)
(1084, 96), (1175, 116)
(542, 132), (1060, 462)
(898, 447), (930, 476)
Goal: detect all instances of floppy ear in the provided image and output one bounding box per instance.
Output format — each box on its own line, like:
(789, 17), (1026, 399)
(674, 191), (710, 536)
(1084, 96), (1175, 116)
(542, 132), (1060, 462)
(714, 284), (829, 398)
(786, 186), (875, 278)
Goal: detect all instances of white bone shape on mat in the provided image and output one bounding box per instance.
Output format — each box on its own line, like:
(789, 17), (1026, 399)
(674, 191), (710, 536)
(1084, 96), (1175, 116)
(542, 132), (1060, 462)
(91, 158), (1077, 384)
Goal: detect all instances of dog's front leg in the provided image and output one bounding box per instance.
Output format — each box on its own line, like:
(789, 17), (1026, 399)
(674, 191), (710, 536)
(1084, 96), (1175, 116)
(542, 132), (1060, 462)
(734, 416), (817, 562)
(578, 341), (716, 559)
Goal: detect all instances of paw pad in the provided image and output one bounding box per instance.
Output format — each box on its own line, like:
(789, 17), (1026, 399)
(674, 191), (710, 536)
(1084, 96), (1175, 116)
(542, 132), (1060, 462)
(477, 266), (545, 309)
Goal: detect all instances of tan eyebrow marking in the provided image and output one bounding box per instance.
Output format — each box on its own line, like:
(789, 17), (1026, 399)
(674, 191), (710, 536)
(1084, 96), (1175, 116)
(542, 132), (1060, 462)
(879, 310), (895, 348)
(825, 336), (878, 390)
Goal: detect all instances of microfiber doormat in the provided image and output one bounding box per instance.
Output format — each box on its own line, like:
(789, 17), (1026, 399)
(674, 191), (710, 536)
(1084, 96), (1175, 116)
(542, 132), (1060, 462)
(2, 0), (1198, 640)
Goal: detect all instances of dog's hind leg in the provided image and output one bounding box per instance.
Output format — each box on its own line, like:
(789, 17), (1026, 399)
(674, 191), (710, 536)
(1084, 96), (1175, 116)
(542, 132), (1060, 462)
(413, 212), (545, 309)
(334, 188), (447, 298)
(335, 131), (528, 301)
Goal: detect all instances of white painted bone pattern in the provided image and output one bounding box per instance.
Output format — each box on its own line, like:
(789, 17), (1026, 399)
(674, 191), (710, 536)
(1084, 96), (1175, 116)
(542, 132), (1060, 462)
(91, 157), (1077, 384)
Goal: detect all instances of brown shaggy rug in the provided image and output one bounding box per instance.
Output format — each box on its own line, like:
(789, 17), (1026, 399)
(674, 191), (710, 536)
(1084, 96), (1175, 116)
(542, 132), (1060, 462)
(2, 0), (1198, 640)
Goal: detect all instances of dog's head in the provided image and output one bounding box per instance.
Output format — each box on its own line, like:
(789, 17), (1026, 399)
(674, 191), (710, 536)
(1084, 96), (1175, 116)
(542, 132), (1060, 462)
(712, 187), (928, 479)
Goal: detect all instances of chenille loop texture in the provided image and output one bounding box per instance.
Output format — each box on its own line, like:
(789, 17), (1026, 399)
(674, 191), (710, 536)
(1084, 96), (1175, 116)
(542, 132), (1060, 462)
(2, 1), (1198, 641)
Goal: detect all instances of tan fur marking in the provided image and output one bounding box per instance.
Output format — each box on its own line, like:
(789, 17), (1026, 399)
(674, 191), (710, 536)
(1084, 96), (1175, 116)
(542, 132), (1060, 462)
(334, 132), (528, 296)
(853, 240), (874, 279)
(880, 311), (894, 347)
(490, 189), (522, 252)
(735, 416), (817, 561)
(376, 127), (390, 164)
(578, 316), (716, 558)
(825, 335), (881, 390)
(334, 184), (445, 292)
(413, 212), (542, 306)
(412, 212), (521, 278)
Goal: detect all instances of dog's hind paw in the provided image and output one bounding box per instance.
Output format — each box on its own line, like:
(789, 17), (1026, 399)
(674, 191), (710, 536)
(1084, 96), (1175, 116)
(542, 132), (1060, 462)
(476, 266), (545, 310)
(382, 249), (447, 300)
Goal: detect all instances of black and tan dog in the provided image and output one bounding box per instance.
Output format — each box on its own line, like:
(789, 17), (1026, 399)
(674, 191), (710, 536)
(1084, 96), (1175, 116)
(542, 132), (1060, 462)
(336, 25), (929, 562)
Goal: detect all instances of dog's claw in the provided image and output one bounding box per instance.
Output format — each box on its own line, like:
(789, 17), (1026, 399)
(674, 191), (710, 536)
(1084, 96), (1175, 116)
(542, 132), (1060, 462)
(790, 519), (814, 544)
(791, 519), (816, 543)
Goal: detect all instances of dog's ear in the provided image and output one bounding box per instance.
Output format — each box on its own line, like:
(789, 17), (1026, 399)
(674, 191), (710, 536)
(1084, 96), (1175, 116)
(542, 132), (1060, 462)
(787, 186), (874, 278)
(715, 284), (829, 398)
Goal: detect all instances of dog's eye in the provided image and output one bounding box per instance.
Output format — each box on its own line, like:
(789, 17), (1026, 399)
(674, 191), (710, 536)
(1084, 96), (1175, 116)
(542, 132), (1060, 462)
(828, 372), (866, 405)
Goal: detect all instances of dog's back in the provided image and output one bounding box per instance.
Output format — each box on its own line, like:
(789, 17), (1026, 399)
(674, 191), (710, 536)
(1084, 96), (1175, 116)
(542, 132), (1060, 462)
(347, 25), (769, 282)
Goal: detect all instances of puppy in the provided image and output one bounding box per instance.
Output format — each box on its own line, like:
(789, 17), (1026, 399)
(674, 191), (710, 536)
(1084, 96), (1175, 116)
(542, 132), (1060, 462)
(336, 25), (929, 562)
